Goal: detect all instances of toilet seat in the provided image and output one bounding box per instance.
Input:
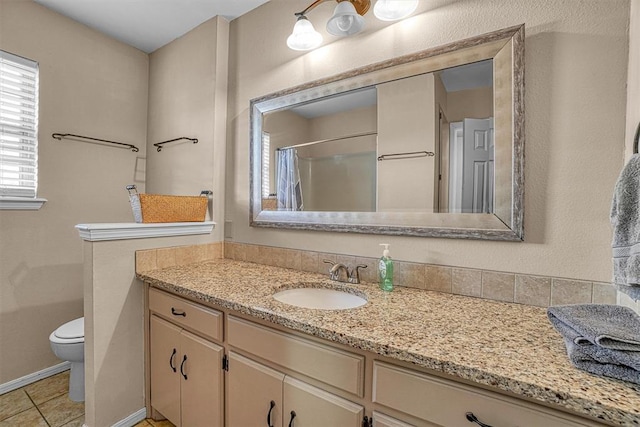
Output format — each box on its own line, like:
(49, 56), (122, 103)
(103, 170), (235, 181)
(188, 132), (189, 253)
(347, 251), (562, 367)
(51, 317), (84, 344)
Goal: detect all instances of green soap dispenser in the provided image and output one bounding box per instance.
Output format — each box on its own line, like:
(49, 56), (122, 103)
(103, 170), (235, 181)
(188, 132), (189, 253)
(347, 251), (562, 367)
(378, 243), (394, 292)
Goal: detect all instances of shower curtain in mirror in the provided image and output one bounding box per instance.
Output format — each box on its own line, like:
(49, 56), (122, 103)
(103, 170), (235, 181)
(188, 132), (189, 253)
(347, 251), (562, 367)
(276, 148), (303, 211)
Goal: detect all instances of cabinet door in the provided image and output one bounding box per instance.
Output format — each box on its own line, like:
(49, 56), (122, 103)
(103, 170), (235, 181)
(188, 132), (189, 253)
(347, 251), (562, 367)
(180, 329), (224, 427)
(283, 376), (363, 427)
(228, 351), (285, 427)
(150, 315), (182, 427)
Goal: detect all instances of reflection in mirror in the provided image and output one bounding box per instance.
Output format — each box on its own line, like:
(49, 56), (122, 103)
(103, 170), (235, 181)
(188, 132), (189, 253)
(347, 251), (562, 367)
(437, 60), (494, 214)
(250, 25), (524, 240)
(263, 87), (377, 212)
(264, 59), (494, 214)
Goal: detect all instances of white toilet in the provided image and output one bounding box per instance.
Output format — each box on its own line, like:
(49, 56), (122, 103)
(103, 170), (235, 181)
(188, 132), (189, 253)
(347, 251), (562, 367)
(49, 317), (84, 402)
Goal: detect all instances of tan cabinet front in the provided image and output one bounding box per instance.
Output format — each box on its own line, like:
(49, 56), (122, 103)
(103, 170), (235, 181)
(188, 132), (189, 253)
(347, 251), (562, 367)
(180, 330), (224, 427)
(228, 315), (364, 396)
(283, 376), (364, 427)
(226, 346), (364, 427)
(372, 411), (420, 427)
(149, 287), (223, 342)
(372, 361), (596, 427)
(227, 351), (285, 427)
(150, 315), (224, 427)
(150, 315), (181, 425)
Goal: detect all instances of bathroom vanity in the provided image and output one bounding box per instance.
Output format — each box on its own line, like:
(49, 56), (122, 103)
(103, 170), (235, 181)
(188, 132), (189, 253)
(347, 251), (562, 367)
(139, 259), (640, 426)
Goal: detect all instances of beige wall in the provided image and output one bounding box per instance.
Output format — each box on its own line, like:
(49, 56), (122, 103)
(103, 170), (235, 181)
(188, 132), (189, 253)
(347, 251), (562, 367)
(626, 0), (639, 160)
(446, 86), (493, 123)
(620, 0), (639, 310)
(305, 105), (378, 150)
(0, 1), (148, 384)
(146, 17), (228, 241)
(306, 106), (377, 157)
(377, 74), (437, 211)
(227, 0), (629, 283)
(83, 236), (217, 427)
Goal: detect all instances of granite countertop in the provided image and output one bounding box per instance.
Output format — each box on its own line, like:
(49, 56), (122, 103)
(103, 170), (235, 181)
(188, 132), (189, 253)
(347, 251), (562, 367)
(138, 259), (640, 426)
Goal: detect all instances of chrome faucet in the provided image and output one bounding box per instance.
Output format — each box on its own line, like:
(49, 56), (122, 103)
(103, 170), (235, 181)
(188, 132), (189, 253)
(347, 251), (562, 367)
(323, 260), (367, 284)
(325, 261), (349, 281)
(349, 264), (367, 284)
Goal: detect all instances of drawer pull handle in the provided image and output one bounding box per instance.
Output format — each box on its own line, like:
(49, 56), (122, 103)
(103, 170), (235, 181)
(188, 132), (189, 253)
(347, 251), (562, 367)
(180, 355), (188, 380)
(171, 307), (186, 317)
(466, 412), (493, 427)
(169, 348), (177, 373)
(267, 400), (276, 427)
(288, 410), (296, 427)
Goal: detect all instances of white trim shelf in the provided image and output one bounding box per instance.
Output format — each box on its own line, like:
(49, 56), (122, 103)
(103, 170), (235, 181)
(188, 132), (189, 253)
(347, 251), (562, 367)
(0, 197), (47, 210)
(75, 221), (215, 242)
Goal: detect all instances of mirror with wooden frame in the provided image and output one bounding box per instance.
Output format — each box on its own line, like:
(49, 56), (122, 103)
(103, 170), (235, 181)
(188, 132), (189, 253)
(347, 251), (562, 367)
(250, 25), (524, 240)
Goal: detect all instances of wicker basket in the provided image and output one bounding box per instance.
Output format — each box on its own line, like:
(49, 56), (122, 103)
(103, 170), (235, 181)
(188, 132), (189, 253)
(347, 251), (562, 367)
(127, 185), (208, 223)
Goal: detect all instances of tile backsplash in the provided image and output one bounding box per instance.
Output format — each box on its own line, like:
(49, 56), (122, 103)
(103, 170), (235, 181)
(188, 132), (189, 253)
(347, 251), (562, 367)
(136, 242), (223, 273)
(135, 241), (639, 311)
(224, 242), (618, 308)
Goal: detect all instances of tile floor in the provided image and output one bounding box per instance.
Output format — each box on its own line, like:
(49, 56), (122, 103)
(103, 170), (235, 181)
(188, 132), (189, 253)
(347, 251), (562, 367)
(0, 371), (174, 427)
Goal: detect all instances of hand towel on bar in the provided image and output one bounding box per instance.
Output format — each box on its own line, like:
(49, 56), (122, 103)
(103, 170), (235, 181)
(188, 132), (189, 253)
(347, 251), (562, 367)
(611, 154), (640, 299)
(547, 304), (640, 351)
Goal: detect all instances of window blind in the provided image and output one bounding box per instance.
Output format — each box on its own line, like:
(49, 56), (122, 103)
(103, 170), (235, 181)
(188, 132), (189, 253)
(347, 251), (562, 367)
(0, 50), (39, 198)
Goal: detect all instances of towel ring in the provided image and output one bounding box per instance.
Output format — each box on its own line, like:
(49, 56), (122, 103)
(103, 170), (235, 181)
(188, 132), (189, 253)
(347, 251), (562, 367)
(634, 122), (640, 154)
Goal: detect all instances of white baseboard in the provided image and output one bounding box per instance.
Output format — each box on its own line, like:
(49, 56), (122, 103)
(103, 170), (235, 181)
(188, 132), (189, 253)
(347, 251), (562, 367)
(0, 361), (71, 395)
(109, 408), (147, 427)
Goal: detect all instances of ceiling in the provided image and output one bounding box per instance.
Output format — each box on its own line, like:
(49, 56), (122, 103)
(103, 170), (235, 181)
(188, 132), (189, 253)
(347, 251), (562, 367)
(33, 0), (270, 53)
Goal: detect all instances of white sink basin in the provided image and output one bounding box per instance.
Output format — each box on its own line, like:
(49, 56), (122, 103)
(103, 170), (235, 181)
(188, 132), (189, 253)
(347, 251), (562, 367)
(273, 287), (367, 310)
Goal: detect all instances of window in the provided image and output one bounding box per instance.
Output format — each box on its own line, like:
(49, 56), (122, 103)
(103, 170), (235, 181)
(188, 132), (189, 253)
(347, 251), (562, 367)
(0, 50), (44, 209)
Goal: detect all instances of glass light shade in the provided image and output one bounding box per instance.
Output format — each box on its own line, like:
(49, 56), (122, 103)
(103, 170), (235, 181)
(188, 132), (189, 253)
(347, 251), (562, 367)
(326, 1), (366, 36)
(373, 0), (418, 21)
(287, 16), (323, 51)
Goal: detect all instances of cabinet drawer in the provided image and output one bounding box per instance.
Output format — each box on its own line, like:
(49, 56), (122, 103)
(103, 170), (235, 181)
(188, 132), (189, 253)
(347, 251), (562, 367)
(372, 411), (416, 427)
(149, 288), (223, 342)
(228, 316), (364, 396)
(373, 361), (593, 427)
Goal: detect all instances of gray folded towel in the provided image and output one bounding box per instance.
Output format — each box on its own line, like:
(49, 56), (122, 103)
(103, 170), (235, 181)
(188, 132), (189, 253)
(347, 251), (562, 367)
(548, 306), (640, 384)
(611, 154), (640, 300)
(563, 337), (640, 385)
(547, 304), (640, 351)
(617, 283), (640, 301)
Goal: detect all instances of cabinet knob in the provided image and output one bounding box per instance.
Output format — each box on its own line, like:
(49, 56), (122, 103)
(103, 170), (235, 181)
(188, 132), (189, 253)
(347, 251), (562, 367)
(288, 410), (296, 427)
(169, 348), (177, 373)
(267, 400), (276, 427)
(465, 412), (493, 427)
(180, 355), (188, 380)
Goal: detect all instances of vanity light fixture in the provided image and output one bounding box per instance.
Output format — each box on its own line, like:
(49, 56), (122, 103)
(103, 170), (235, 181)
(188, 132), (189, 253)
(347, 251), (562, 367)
(373, 0), (419, 21)
(287, 15), (324, 50)
(287, 0), (419, 51)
